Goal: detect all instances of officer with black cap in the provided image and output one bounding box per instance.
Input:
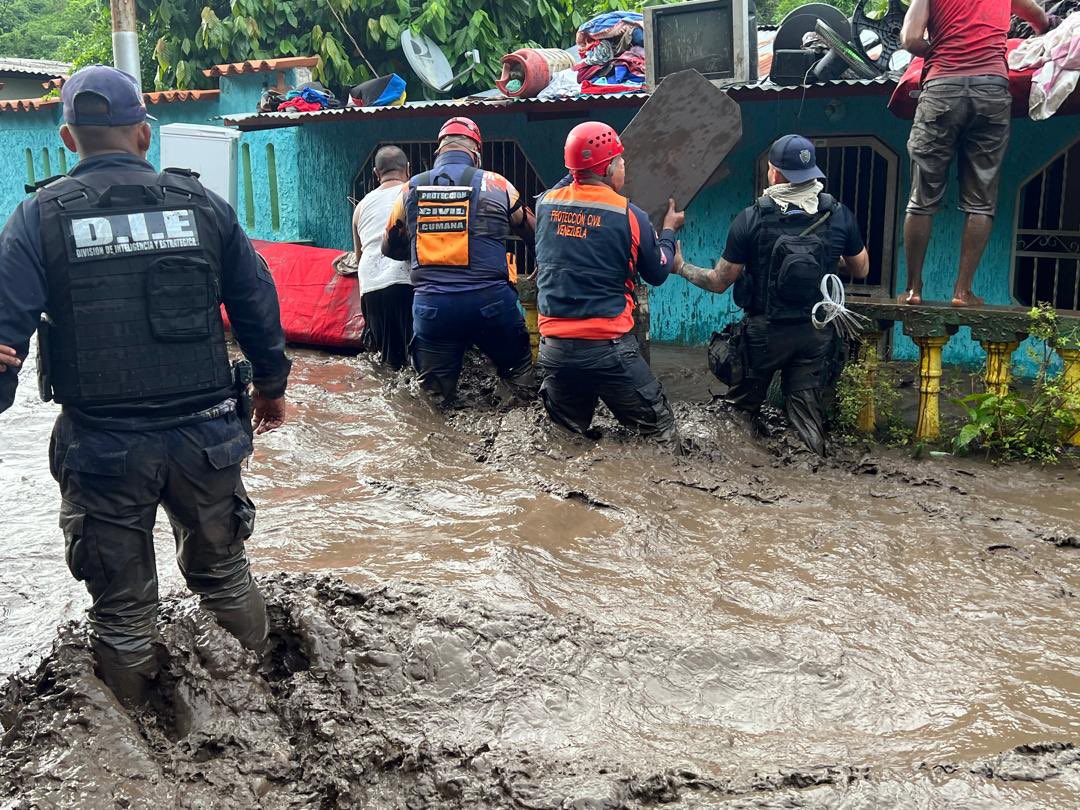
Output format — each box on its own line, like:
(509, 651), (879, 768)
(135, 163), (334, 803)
(673, 135), (870, 455)
(0, 66), (292, 706)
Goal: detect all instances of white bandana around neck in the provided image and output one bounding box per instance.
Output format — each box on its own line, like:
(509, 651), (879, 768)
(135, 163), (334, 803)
(762, 179), (824, 215)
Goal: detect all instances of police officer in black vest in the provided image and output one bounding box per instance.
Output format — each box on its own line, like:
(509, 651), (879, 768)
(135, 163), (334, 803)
(0, 66), (292, 705)
(674, 135), (869, 455)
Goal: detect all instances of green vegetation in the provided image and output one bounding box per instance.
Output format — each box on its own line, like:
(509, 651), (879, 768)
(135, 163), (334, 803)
(0, 0), (673, 91)
(833, 346), (907, 444)
(952, 305), (1080, 463)
(0, 0), (95, 59)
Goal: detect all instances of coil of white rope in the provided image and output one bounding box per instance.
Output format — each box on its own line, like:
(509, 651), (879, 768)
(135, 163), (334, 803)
(811, 273), (872, 340)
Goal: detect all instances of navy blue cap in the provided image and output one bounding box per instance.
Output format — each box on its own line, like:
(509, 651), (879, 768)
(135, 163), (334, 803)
(62, 65), (150, 126)
(768, 134), (825, 184)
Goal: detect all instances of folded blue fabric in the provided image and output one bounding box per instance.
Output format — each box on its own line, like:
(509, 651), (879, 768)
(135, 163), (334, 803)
(578, 10), (644, 37)
(372, 74), (406, 106)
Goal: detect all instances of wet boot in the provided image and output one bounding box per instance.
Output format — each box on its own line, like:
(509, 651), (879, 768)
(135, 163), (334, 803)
(92, 640), (158, 709)
(207, 585), (269, 656)
(502, 362), (538, 404)
(785, 387), (827, 456)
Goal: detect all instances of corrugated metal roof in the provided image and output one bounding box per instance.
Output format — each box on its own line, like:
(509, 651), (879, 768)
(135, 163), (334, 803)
(0, 58), (70, 77)
(225, 76), (898, 131)
(732, 76), (896, 95)
(225, 92), (651, 130)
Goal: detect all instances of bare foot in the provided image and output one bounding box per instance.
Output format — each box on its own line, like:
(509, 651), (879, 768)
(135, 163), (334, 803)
(898, 290), (922, 305)
(950, 292), (985, 308)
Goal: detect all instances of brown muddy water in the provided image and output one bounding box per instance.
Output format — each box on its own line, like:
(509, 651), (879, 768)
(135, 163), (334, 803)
(1, 346), (1078, 808)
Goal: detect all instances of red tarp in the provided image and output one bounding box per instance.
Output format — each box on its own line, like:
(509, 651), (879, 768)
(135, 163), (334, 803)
(889, 39), (1080, 119)
(223, 240), (364, 350)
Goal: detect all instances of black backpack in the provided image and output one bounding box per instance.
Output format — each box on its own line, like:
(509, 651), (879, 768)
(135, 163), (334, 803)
(756, 195), (838, 322)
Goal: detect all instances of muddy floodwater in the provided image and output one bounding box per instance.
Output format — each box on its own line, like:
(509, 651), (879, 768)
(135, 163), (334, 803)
(1, 347), (1079, 808)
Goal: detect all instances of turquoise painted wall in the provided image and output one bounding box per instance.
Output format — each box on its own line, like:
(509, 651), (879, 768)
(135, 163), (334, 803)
(237, 128), (301, 242)
(0, 107), (65, 217)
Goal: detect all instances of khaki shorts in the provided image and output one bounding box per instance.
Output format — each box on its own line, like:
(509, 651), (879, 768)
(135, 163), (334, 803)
(906, 78), (1011, 217)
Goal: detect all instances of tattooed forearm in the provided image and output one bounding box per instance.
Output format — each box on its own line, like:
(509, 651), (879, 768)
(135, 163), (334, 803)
(676, 261), (721, 292)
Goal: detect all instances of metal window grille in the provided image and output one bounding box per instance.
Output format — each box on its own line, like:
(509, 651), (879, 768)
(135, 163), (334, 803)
(354, 140), (547, 276)
(1013, 138), (1080, 312)
(756, 136), (898, 296)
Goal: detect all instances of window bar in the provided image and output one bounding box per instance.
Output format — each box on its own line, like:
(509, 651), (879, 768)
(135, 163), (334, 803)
(1058, 148), (1069, 232)
(1032, 257), (1039, 305)
(1038, 164), (1048, 230)
(1053, 257), (1061, 308)
(1067, 258), (1075, 313)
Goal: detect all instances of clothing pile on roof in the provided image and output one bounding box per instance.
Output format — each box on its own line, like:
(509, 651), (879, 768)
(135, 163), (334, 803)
(574, 11), (647, 94)
(1009, 9), (1080, 119)
(348, 74), (407, 107)
(259, 81), (342, 113)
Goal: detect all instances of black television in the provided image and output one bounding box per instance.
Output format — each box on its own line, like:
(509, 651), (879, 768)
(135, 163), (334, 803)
(643, 0), (757, 89)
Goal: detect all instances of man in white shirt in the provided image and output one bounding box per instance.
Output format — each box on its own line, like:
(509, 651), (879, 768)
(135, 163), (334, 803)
(352, 146), (413, 369)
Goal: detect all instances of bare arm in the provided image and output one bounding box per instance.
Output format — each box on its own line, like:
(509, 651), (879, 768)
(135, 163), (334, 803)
(673, 241), (744, 294)
(901, 0), (931, 56)
(1011, 0), (1051, 33)
(842, 248), (870, 280)
(510, 204), (534, 236)
(351, 203), (363, 263)
(381, 189), (410, 262)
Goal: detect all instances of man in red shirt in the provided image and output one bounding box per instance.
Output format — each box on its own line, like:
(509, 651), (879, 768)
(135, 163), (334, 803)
(899, 0), (1055, 307)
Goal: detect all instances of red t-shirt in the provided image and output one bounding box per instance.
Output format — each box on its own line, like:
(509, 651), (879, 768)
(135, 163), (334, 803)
(924, 0), (1011, 80)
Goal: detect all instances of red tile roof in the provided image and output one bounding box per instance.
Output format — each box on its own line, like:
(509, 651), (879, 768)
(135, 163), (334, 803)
(0, 97), (60, 112)
(144, 89), (220, 104)
(203, 57), (319, 78)
(0, 88), (219, 113)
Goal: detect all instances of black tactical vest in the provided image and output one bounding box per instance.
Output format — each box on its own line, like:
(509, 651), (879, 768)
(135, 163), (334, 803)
(733, 193), (837, 321)
(35, 167), (233, 408)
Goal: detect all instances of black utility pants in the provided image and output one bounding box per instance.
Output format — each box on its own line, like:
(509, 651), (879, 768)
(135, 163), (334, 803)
(726, 316), (835, 456)
(361, 283), (414, 371)
(411, 285), (535, 405)
(50, 409), (267, 671)
(538, 334), (678, 443)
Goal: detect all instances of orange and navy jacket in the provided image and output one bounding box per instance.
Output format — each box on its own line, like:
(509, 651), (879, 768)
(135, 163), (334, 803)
(384, 151), (522, 294)
(534, 179), (675, 340)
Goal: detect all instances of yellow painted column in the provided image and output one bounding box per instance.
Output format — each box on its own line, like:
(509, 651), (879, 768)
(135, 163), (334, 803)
(980, 341), (1018, 397)
(1060, 348), (1080, 447)
(524, 300), (540, 363)
(514, 265), (540, 363)
(856, 343), (879, 434)
(914, 335), (950, 441)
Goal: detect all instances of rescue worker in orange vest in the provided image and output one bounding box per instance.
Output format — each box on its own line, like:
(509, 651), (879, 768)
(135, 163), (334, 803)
(534, 122), (684, 445)
(382, 117), (536, 406)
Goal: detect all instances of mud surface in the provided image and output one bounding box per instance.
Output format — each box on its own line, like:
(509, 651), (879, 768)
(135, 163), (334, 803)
(2, 347), (1079, 807)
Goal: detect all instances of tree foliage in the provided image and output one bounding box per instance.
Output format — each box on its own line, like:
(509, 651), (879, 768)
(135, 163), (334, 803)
(139, 0), (663, 92)
(0, 0), (97, 59)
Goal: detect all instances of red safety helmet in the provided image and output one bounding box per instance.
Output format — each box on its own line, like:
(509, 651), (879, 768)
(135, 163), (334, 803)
(564, 121), (624, 174)
(438, 116), (482, 147)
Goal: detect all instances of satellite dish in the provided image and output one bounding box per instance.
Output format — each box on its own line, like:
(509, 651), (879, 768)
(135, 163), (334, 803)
(400, 30), (480, 93)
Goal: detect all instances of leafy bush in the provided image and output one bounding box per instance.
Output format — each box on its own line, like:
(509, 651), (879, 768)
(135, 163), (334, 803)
(833, 346), (905, 442)
(952, 305), (1080, 463)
